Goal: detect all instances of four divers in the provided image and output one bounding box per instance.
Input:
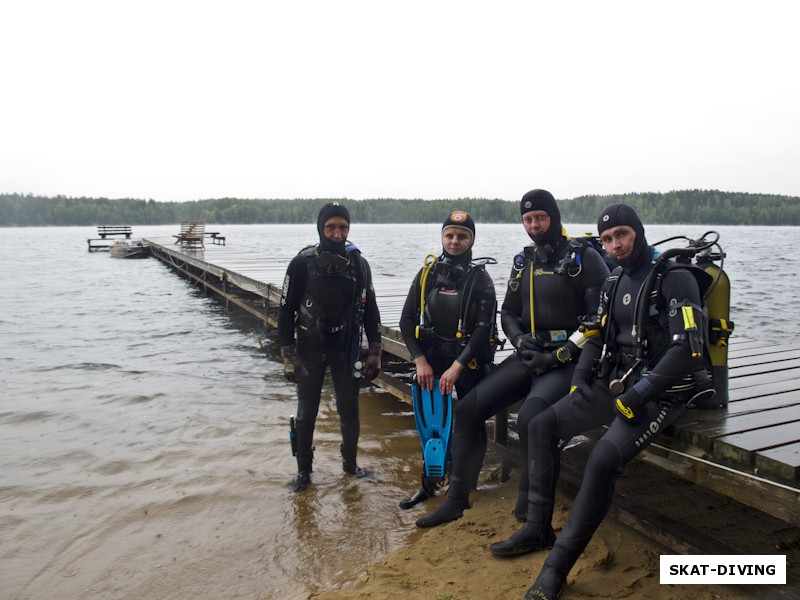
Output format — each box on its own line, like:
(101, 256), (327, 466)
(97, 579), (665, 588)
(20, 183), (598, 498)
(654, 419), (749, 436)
(278, 197), (727, 599)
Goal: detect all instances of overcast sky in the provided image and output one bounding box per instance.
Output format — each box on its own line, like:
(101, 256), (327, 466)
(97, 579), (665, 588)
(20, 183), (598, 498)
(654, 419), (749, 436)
(2, 1), (798, 202)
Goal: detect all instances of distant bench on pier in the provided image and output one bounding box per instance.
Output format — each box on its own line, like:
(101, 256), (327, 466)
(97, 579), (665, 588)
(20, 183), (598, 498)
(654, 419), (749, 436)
(97, 225), (132, 239)
(87, 225), (133, 251)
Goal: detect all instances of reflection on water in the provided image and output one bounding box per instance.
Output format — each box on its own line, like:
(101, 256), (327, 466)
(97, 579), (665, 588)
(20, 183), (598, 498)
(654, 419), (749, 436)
(0, 224), (797, 599)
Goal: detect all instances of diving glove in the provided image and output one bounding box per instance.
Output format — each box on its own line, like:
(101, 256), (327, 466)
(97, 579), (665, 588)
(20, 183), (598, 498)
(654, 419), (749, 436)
(614, 387), (647, 424)
(514, 332), (544, 353)
(520, 340), (580, 375)
(281, 345), (308, 383)
(361, 341), (382, 380)
(519, 349), (558, 374)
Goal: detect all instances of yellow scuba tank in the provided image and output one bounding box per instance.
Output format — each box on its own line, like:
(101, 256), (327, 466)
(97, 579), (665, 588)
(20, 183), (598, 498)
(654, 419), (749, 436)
(695, 244), (734, 408)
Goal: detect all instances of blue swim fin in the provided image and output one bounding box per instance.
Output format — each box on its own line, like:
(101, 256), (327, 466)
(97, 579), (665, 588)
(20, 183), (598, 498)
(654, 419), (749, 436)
(412, 378), (453, 479)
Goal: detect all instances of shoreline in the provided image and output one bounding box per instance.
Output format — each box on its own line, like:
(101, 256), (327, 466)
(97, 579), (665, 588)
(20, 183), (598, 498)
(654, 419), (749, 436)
(311, 470), (796, 600)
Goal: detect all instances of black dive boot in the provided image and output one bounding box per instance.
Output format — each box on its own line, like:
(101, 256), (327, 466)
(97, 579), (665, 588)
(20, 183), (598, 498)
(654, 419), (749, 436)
(414, 496), (469, 527)
(343, 463), (372, 478)
(288, 471), (311, 493)
(399, 476), (437, 510)
(523, 565), (566, 600)
(489, 522), (556, 557)
(341, 443), (372, 479)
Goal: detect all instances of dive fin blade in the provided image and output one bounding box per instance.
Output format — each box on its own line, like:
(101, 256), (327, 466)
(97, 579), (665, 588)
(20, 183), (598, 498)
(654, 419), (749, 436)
(414, 378), (452, 479)
(423, 437), (447, 478)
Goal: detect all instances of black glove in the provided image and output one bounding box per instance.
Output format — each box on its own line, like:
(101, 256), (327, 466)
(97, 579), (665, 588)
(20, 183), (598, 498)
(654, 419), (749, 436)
(519, 349), (558, 375)
(281, 345), (308, 384)
(514, 332), (544, 353)
(614, 386), (648, 424)
(569, 382), (590, 399)
(361, 341), (382, 380)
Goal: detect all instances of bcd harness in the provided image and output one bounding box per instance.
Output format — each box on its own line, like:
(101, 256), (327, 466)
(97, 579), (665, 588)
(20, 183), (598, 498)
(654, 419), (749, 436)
(509, 235), (600, 359)
(297, 243), (369, 354)
(414, 253), (501, 367)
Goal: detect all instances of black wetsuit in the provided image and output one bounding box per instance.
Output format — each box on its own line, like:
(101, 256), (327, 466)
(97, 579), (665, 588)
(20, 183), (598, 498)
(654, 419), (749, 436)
(530, 250), (705, 578)
(277, 244), (381, 473)
(399, 256), (497, 483)
(437, 239), (610, 510)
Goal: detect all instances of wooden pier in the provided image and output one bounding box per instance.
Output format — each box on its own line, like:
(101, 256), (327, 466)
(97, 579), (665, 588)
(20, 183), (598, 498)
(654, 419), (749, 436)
(144, 236), (800, 530)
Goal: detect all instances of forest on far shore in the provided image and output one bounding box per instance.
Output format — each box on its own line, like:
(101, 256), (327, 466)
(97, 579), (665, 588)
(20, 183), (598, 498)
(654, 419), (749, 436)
(1, 189), (799, 226)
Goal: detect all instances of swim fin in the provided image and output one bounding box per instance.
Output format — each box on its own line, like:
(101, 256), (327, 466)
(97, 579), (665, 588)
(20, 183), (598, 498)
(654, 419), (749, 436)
(412, 378), (453, 479)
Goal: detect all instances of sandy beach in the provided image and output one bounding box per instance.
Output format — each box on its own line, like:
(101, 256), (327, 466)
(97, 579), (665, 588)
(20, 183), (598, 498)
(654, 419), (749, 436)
(312, 464), (799, 600)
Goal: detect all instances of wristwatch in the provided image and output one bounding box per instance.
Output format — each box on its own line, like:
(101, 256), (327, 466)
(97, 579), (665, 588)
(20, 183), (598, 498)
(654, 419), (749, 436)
(556, 344), (573, 364)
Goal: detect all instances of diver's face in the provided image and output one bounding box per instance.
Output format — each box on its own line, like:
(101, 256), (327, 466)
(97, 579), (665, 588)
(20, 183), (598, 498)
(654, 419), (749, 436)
(441, 226), (472, 256)
(322, 217), (349, 242)
(600, 225), (636, 262)
(522, 210), (551, 238)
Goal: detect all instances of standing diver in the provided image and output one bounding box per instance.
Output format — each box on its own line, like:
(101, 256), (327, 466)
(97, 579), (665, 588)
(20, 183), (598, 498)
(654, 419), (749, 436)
(513, 204), (713, 599)
(415, 189), (610, 528)
(278, 202), (382, 493)
(398, 211), (497, 509)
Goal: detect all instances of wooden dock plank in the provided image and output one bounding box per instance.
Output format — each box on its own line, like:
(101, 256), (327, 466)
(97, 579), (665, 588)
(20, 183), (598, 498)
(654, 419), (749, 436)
(729, 378), (800, 398)
(714, 421), (800, 466)
(729, 349), (800, 367)
(730, 357), (800, 378)
(728, 369), (800, 390)
(682, 390), (800, 420)
(675, 405), (800, 455)
(727, 391), (800, 415)
(757, 442), (800, 481)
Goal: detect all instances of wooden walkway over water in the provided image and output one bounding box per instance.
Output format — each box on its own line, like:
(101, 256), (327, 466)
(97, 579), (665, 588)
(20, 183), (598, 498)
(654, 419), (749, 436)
(144, 236), (800, 529)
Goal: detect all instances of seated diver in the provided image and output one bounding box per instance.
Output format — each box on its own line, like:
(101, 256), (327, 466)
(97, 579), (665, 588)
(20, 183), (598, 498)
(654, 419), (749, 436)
(398, 211), (497, 509)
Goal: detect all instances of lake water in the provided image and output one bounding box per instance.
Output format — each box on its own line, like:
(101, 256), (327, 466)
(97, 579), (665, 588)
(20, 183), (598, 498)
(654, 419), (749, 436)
(1, 223), (797, 600)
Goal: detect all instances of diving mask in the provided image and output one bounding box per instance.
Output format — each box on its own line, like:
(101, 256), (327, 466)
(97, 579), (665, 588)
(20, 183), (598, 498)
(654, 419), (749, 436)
(316, 251), (350, 274)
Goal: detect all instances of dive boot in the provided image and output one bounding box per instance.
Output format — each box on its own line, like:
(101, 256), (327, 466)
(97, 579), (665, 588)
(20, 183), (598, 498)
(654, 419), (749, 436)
(415, 497), (469, 528)
(343, 463), (372, 479)
(524, 565), (566, 600)
(399, 476), (437, 509)
(288, 471), (311, 493)
(489, 523), (555, 557)
(399, 486), (433, 509)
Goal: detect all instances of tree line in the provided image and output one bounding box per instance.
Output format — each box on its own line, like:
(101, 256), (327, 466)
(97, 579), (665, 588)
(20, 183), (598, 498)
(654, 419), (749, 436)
(1, 190), (798, 226)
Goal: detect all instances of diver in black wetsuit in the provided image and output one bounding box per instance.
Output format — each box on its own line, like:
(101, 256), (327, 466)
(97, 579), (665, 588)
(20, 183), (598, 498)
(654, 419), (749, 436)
(511, 204), (711, 600)
(278, 202), (382, 493)
(415, 189), (610, 528)
(398, 211), (497, 509)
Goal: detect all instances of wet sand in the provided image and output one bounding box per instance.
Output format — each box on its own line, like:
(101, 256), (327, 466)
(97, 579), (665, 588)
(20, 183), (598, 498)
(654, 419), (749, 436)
(312, 467), (799, 600)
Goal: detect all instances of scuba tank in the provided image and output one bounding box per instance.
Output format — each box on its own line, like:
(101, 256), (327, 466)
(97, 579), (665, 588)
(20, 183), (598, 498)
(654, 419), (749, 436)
(695, 240), (734, 407)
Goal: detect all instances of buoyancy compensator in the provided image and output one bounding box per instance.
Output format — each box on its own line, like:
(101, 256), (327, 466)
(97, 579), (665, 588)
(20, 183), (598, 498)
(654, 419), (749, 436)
(637, 231), (734, 408)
